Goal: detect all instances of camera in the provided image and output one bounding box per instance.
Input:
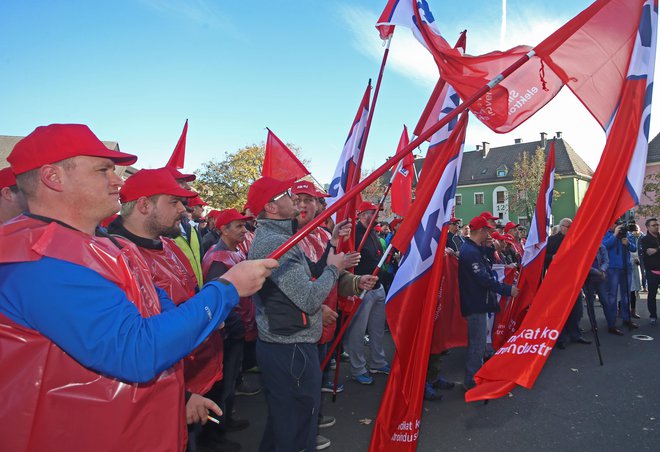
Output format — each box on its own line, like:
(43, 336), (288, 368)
(627, 221), (637, 232)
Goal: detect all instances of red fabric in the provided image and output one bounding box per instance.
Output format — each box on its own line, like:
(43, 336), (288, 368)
(297, 227), (339, 344)
(202, 243), (257, 343)
(429, 254), (466, 353)
(0, 216), (186, 451)
(166, 119), (188, 169)
(246, 176), (296, 215)
(390, 126), (413, 217)
(416, 0), (644, 133)
(490, 266), (519, 349)
(0, 167), (16, 188)
(413, 31), (467, 139)
(8, 124), (136, 174)
(134, 237), (223, 394)
(467, 77), (651, 402)
(120, 168), (197, 202)
(262, 129), (310, 181)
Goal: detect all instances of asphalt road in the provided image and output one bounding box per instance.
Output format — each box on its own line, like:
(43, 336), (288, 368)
(229, 293), (659, 451)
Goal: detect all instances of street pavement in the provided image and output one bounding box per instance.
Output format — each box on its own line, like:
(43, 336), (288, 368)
(229, 293), (659, 451)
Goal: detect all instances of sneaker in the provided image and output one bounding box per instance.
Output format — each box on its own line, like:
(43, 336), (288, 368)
(352, 372), (374, 385)
(316, 434), (331, 450)
(651, 318), (657, 326)
(340, 351), (350, 362)
(321, 381), (345, 393)
(235, 381), (262, 396)
(431, 375), (455, 390)
(370, 365), (391, 375)
(424, 382), (443, 401)
(318, 415), (336, 429)
(329, 358), (337, 370)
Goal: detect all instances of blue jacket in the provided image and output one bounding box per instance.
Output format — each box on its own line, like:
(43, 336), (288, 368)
(0, 256), (238, 383)
(603, 230), (637, 270)
(458, 238), (513, 316)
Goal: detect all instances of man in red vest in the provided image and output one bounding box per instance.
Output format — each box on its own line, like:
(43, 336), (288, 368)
(0, 124), (276, 452)
(0, 167), (27, 224)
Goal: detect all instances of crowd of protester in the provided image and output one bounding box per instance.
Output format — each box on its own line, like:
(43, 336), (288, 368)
(1, 123), (659, 452)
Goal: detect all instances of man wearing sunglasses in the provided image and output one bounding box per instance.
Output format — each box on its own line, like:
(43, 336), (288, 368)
(246, 176), (355, 452)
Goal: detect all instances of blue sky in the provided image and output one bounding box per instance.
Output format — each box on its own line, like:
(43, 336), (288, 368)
(1, 0), (658, 184)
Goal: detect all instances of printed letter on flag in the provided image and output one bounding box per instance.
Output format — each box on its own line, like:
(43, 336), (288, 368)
(466, 0), (656, 402)
(369, 111), (468, 452)
(262, 128), (310, 180)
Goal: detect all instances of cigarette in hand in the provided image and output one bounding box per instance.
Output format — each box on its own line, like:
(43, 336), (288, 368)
(207, 415), (220, 424)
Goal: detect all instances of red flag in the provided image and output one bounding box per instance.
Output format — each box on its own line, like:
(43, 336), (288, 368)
(466, 0), (657, 402)
(413, 31), (466, 139)
(390, 126), (414, 216)
(492, 142), (557, 350)
(429, 254), (466, 354)
(262, 129), (310, 180)
(369, 112), (468, 452)
(166, 119), (188, 169)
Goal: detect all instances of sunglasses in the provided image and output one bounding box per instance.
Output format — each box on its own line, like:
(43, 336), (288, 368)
(271, 188), (293, 202)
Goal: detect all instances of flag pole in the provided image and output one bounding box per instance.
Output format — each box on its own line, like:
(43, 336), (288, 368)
(268, 49), (537, 260)
(357, 160), (400, 252)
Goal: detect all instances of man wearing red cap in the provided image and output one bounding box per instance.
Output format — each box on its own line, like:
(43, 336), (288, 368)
(446, 217), (463, 254)
(0, 167), (27, 224)
(459, 215), (519, 390)
(292, 180), (377, 446)
(346, 201), (391, 385)
(246, 176), (354, 452)
(175, 193), (207, 287)
(0, 124), (276, 451)
(504, 221), (524, 261)
(200, 208), (259, 450)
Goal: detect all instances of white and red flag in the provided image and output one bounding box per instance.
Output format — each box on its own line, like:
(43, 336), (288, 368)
(262, 128), (310, 180)
(390, 126), (414, 217)
(491, 141), (556, 350)
(369, 110), (468, 451)
(327, 83), (371, 248)
(466, 0), (657, 402)
(166, 119), (188, 169)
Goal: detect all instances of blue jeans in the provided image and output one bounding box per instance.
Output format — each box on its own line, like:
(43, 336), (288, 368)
(345, 285), (388, 376)
(607, 268), (633, 322)
(584, 279), (616, 328)
(464, 313), (487, 387)
(257, 340), (320, 452)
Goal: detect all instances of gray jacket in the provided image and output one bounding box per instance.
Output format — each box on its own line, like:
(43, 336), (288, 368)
(248, 218), (339, 344)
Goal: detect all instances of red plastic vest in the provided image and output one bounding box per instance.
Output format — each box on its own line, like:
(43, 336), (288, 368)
(135, 237), (224, 394)
(202, 241), (257, 342)
(297, 227), (339, 344)
(0, 216), (186, 452)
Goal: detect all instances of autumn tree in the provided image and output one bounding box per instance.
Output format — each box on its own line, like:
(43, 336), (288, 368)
(637, 171), (660, 218)
(192, 142), (308, 210)
(508, 146), (561, 219)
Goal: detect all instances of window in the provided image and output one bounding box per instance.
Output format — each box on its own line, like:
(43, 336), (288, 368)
(518, 217), (530, 228)
(474, 193), (484, 205)
(496, 165), (508, 177)
(496, 191), (506, 204)
(455, 194), (462, 206)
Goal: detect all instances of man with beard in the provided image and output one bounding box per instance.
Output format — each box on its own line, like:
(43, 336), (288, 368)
(0, 124), (276, 451)
(0, 167), (28, 224)
(247, 176), (354, 452)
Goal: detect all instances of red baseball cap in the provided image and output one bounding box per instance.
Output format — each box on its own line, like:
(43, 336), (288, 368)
(502, 233), (516, 244)
(246, 176), (296, 215)
(206, 209), (222, 220)
(8, 124), (137, 175)
(490, 231), (505, 241)
(469, 215), (494, 230)
(120, 168), (197, 202)
(164, 166), (196, 182)
(215, 208), (253, 228)
(390, 218), (403, 229)
(449, 217), (461, 224)
(291, 180), (329, 198)
(504, 221), (520, 233)
(479, 211), (498, 221)
(188, 195), (208, 207)
(357, 201), (380, 215)
(0, 168), (17, 189)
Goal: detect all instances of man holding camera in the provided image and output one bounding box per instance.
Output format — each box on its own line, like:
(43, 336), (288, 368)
(640, 218), (660, 325)
(604, 221), (638, 329)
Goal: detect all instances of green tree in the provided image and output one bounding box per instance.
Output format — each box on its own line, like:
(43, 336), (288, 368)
(192, 142), (308, 210)
(637, 172), (660, 218)
(508, 146), (562, 219)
